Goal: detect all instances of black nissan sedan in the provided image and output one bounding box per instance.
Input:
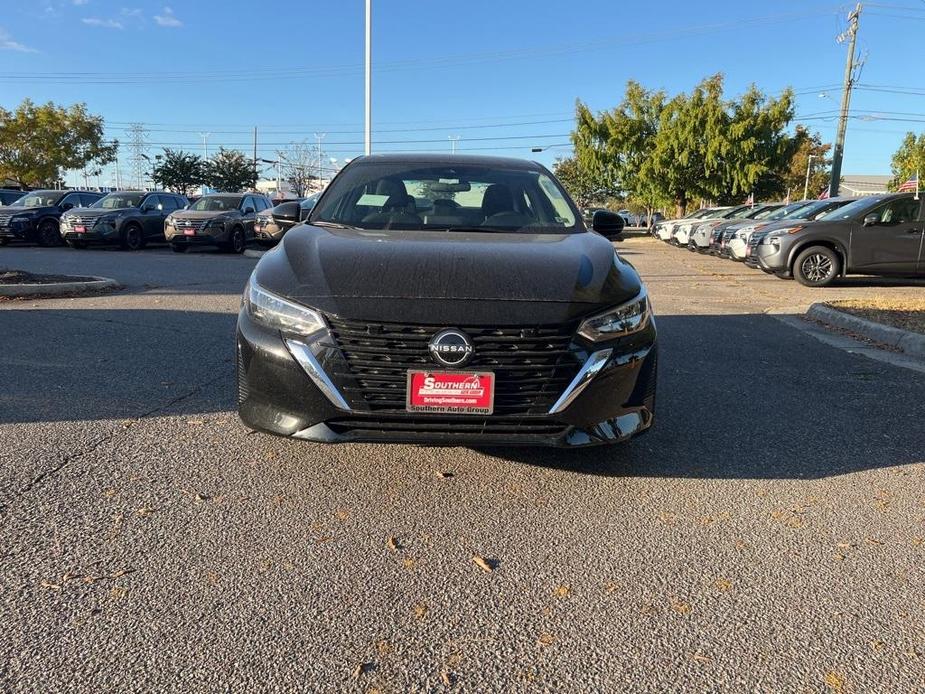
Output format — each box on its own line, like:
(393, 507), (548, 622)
(236, 154), (657, 447)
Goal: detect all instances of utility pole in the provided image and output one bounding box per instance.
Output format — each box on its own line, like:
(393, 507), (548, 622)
(829, 3), (862, 198)
(314, 132), (326, 189)
(251, 126), (259, 189)
(803, 154), (815, 200)
(199, 132), (211, 161)
(365, 0), (372, 156)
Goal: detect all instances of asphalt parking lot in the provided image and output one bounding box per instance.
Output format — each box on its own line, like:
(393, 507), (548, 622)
(1, 238), (924, 692)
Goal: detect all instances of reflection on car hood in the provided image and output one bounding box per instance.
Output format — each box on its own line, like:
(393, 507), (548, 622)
(253, 225), (643, 325)
(63, 207), (133, 218)
(0, 206), (46, 215)
(171, 210), (233, 220)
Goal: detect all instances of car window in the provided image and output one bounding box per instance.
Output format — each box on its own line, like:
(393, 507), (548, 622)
(312, 162), (579, 233)
(93, 192), (145, 209)
(60, 193), (84, 208)
(160, 196), (179, 212)
(241, 196), (254, 212)
(869, 198), (922, 225)
(189, 196), (241, 211)
(80, 193), (101, 207)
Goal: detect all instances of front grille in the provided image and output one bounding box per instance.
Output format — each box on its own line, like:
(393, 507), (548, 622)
(65, 215), (100, 228)
(326, 415), (569, 439)
(0, 214), (11, 228)
(174, 218), (208, 233)
(326, 317), (582, 416)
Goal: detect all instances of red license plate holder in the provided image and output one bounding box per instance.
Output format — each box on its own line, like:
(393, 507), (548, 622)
(74, 225), (86, 233)
(406, 371), (494, 415)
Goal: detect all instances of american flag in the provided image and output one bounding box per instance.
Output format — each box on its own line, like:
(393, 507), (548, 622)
(897, 173), (919, 193)
(817, 187), (830, 200)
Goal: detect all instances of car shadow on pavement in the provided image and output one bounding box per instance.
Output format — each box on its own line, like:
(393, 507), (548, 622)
(476, 313), (925, 480)
(2, 309), (923, 480)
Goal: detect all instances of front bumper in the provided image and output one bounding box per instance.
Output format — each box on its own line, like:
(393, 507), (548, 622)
(166, 226), (228, 246)
(0, 220), (35, 240)
(236, 309), (657, 448)
(755, 243), (788, 273)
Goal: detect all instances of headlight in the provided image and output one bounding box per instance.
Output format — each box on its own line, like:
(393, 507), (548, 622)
(98, 214), (119, 225)
(577, 290), (651, 342)
(244, 280), (326, 338)
(207, 217), (226, 228)
(165, 216), (175, 226)
(775, 225), (804, 235)
(11, 214), (31, 224)
(761, 235), (782, 246)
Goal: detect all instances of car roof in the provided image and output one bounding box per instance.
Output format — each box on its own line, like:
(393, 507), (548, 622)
(353, 152), (545, 170)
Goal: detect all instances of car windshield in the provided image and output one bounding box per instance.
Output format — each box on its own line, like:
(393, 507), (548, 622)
(823, 196), (883, 220)
(785, 200), (834, 219)
(93, 193), (145, 209)
(774, 202), (814, 220)
(190, 196), (241, 211)
(752, 205), (784, 220)
(311, 161), (579, 233)
(725, 205), (756, 219)
(16, 191), (61, 207)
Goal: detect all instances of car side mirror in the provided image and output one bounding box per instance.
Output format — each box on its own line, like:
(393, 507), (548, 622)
(862, 213), (879, 227)
(299, 208), (311, 222)
(61, 202), (74, 211)
(243, 207), (255, 215)
(591, 209), (625, 241)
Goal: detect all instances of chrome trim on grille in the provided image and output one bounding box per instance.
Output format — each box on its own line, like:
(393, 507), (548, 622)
(547, 348), (613, 414)
(285, 338), (351, 411)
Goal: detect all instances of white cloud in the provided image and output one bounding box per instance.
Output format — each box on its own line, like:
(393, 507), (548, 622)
(121, 7), (143, 18)
(0, 27), (37, 52)
(153, 6), (182, 27)
(82, 17), (124, 29)
(72, 0), (89, 6)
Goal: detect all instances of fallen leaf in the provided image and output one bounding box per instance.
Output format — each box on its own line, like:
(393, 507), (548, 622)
(194, 492), (211, 502)
(536, 632), (555, 647)
(870, 640), (885, 652)
(670, 599), (692, 615)
(135, 507), (157, 517)
(186, 419), (205, 426)
(352, 662), (372, 680)
(472, 556), (493, 573)
(375, 640), (392, 656)
(103, 488), (117, 498)
(111, 568), (135, 579)
(714, 578), (732, 592)
(402, 557), (415, 570)
(436, 471), (454, 479)
(824, 671), (845, 693)
(387, 536), (400, 551)
(335, 509), (349, 520)
(603, 581), (620, 594)
(40, 580), (61, 590)
(412, 602), (428, 620)
(110, 586), (129, 600)
(553, 584), (571, 598)
(692, 653), (713, 663)
(440, 670), (453, 686)
(864, 537), (884, 545)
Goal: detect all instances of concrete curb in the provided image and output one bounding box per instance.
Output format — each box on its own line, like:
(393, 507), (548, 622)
(243, 249), (266, 259)
(807, 303), (925, 358)
(0, 275), (120, 298)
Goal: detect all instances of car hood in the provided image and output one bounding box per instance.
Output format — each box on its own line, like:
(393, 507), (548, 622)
(63, 207), (134, 218)
(172, 210), (235, 220)
(253, 225), (643, 325)
(0, 205), (50, 216)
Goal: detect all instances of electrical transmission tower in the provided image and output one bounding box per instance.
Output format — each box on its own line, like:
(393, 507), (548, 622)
(128, 123), (149, 190)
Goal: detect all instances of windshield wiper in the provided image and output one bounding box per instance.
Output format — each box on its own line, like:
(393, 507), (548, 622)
(311, 220), (363, 230)
(440, 226), (518, 233)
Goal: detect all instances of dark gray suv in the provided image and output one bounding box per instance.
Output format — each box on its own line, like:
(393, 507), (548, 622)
(61, 191), (188, 250)
(755, 193), (925, 286)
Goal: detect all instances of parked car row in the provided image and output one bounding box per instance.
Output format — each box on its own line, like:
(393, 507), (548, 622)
(0, 189), (319, 252)
(651, 193), (925, 286)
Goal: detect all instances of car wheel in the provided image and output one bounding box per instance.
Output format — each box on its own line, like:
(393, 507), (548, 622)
(229, 226), (245, 254)
(793, 246), (840, 287)
(120, 224), (144, 251)
(0, 238), (8, 246)
(170, 243), (188, 253)
(66, 240), (88, 249)
(37, 219), (61, 247)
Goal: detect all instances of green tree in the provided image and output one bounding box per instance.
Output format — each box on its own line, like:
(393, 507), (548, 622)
(0, 99), (117, 188)
(782, 127), (831, 199)
(553, 156), (597, 206)
(205, 148), (257, 192)
(151, 148), (204, 196)
(888, 132), (925, 191)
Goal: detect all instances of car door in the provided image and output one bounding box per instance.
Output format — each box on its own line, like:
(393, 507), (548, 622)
(240, 195), (257, 237)
(848, 197), (923, 275)
(59, 192), (83, 213)
(137, 194), (163, 239)
(153, 195), (180, 240)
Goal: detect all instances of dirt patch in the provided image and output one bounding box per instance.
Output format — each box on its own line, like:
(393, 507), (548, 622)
(0, 270), (99, 285)
(825, 297), (925, 336)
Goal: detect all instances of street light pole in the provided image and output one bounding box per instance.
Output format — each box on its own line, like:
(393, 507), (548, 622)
(314, 133), (326, 189)
(365, 0), (372, 156)
(803, 154), (815, 200)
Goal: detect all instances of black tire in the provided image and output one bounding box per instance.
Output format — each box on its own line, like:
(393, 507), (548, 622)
(0, 238), (8, 246)
(66, 240), (88, 249)
(120, 223), (144, 251)
(170, 243), (188, 253)
(228, 226), (246, 254)
(37, 219), (61, 247)
(793, 245), (840, 287)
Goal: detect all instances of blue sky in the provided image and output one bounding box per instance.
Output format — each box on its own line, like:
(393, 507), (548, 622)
(2, 0), (924, 187)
